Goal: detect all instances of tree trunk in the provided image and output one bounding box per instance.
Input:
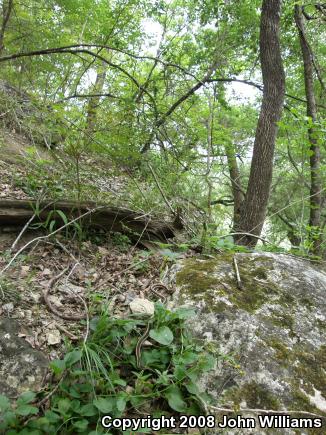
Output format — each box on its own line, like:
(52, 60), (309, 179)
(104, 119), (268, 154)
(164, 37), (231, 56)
(0, 0), (13, 55)
(225, 143), (245, 229)
(294, 5), (323, 256)
(84, 61), (107, 142)
(235, 0), (285, 247)
(0, 199), (176, 243)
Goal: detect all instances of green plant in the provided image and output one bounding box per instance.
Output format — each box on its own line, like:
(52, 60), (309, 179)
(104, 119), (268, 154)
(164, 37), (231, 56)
(129, 250), (152, 274)
(0, 304), (218, 434)
(31, 207), (84, 241)
(110, 232), (132, 252)
(0, 277), (20, 302)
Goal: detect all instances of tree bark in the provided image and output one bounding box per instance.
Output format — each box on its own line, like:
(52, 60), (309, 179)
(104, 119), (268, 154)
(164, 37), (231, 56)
(225, 143), (245, 229)
(84, 61), (107, 142)
(0, 199), (175, 242)
(235, 0), (285, 247)
(0, 0), (13, 55)
(294, 5), (323, 256)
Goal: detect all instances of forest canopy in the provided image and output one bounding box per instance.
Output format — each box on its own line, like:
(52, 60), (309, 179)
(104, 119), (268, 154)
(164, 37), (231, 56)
(0, 0), (325, 257)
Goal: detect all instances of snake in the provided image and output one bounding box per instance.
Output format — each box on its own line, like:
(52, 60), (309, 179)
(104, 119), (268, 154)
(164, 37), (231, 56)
(135, 282), (171, 368)
(135, 283), (170, 368)
(135, 321), (151, 368)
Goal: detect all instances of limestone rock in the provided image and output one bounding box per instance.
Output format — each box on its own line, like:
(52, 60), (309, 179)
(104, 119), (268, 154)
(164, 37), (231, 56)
(169, 252), (326, 434)
(129, 298), (154, 316)
(46, 329), (61, 345)
(0, 318), (48, 398)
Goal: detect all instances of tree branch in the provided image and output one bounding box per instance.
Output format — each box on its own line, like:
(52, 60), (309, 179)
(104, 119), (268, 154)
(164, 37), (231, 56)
(0, 46), (157, 106)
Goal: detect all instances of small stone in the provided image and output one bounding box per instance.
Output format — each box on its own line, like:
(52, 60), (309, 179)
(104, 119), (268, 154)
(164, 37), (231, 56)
(58, 283), (84, 295)
(98, 246), (109, 255)
(117, 294), (126, 302)
(46, 330), (61, 345)
(48, 295), (63, 307)
(129, 298), (154, 316)
(2, 302), (14, 313)
(20, 265), (30, 277)
(30, 292), (41, 303)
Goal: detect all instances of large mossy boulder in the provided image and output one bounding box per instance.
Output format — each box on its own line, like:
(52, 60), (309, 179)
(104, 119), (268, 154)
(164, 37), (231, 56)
(169, 253), (326, 432)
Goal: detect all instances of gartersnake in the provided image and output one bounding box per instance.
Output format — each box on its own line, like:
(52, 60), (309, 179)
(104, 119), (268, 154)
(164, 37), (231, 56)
(135, 282), (170, 368)
(135, 321), (151, 368)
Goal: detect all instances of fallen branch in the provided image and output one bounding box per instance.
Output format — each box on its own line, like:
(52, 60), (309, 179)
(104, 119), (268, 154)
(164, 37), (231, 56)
(0, 206), (103, 275)
(0, 199), (175, 243)
(233, 256), (243, 290)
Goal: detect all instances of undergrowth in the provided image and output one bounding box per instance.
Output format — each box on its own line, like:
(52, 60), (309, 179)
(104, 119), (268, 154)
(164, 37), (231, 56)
(0, 304), (218, 434)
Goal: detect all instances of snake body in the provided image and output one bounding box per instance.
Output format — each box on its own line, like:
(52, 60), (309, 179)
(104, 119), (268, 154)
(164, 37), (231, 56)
(135, 322), (151, 368)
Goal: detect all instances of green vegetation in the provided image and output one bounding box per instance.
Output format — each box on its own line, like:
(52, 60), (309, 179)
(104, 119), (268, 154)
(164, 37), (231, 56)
(0, 304), (218, 434)
(0, 0), (325, 432)
(0, 0), (323, 257)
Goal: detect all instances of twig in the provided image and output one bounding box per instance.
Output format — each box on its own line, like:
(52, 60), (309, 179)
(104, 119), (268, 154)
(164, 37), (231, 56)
(54, 323), (79, 341)
(36, 374), (66, 409)
(130, 218), (151, 253)
(148, 163), (175, 216)
(54, 238), (80, 266)
(10, 213), (37, 252)
(10, 194), (51, 251)
(233, 255), (243, 290)
(0, 206), (103, 275)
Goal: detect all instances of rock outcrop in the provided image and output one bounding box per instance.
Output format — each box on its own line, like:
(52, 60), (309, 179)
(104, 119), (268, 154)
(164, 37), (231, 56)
(0, 318), (48, 398)
(169, 252), (326, 434)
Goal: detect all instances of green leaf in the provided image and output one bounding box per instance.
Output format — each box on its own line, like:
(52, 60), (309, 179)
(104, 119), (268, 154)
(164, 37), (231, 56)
(64, 350), (82, 367)
(114, 378), (127, 387)
(49, 219), (56, 232)
(17, 391), (36, 405)
(164, 385), (187, 412)
(173, 365), (186, 381)
(116, 396), (126, 412)
(44, 410), (61, 423)
(79, 403), (98, 416)
(93, 397), (114, 413)
(73, 419), (88, 432)
(50, 358), (66, 374)
(149, 326), (174, 345)
(57, 398), (71, 415)
(200, 353), (216, 371)
(16, 404), (38, 416)
(0, 410), (17, 427)
(18, 429), (42, 435)
(56, 209), (68, 226)
(185, 381), (200, 395)
(0, 394), (10, 411)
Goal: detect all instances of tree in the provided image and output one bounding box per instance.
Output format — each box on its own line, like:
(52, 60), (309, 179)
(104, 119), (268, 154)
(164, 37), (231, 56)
(234, 0), (285, 247)
(0, 0), (13, 55)
(294, 4), (323, 256)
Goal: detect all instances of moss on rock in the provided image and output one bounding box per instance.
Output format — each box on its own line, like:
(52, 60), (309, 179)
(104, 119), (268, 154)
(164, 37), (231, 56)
(176, 254), (282, 313)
